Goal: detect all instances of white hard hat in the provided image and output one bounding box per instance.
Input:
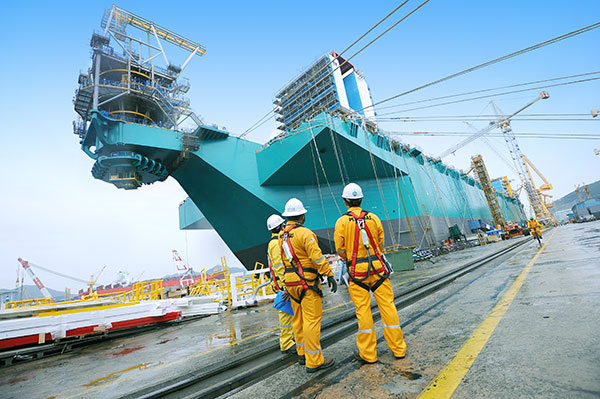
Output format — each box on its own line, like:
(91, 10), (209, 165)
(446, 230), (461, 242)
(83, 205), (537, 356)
(342, 183), (363, 199)
(266, 214), (285, 231)
(282, 198), (308, 217)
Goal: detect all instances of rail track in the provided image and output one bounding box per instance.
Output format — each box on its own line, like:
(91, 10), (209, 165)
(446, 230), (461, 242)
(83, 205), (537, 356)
(127, 237), (533, 399)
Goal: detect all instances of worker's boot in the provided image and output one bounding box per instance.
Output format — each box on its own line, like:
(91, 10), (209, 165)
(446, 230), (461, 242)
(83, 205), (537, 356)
(306, 356), (334, 373)
(353, 348), (377, 364)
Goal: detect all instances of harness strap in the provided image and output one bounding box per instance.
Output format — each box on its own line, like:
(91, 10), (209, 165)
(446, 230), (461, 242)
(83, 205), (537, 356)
(268, 237), (280, 291)
(285, 281), (322, 302)
(346, 210), (389, 282)
(280, 224), (322, 298)
(285, 267), (318, 275)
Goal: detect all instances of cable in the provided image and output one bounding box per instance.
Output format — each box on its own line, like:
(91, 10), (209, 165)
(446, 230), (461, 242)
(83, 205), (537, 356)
(239, 0), (429, 138)
(379, 118), (598, 122)
(239, 2), (411, 137)
(355, 21), (600, 114)
(382, 113), (590, 118)
(375, 71), (600, 112)
(384, 131), (600, 139)
(375, 76), (600, 116)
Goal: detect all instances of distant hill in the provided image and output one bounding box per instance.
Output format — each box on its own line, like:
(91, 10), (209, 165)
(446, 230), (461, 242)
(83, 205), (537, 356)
(0, 285), (75, 301)
(552, 180), (600, 211)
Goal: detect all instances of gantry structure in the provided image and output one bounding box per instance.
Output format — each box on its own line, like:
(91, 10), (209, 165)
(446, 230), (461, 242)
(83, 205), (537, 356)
(73, 5), (205, 136)
(73, 5), (207, 189)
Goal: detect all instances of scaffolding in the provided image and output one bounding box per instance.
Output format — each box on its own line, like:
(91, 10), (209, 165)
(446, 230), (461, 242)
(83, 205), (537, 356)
(273, 52), (376, 134)
(73, 5), (204, 133)
(472, 155), (506, 229)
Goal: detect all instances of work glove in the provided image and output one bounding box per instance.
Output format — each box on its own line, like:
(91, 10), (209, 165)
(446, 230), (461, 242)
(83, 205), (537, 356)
(327, 276), (338, 293)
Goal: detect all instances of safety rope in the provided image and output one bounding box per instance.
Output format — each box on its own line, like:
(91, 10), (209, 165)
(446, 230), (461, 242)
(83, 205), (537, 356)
(399, 154), (435, 248)
(326, 113), (348, 186)
(308, 134), (333, 245)
(361, 126), (397, 246)
(386, 138), (417, 247)
(308, 121), (342, 216)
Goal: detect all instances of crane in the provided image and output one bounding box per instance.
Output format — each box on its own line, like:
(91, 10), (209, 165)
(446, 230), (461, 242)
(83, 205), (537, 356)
(471, 154), (506, 228)
(522, 154), (554, 209)
(16, 258), (107, 298)
(172, 250), (194, 288)
(438, 92), (550, 159)
(491, 93), (554, 223)
(17, 258), (55, 300)
(88, 266), (106, 295)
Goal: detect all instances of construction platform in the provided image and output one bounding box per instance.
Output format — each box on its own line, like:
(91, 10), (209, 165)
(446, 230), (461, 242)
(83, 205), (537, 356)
(1, 222), (598, 398)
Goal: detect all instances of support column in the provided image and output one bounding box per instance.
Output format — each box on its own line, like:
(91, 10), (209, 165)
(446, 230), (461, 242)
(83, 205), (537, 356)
(92, 51), (101, 110)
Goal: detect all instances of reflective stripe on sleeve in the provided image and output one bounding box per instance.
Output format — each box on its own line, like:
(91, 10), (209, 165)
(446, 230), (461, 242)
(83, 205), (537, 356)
(273, 262), (284, 268)
(312, 256), (324, 265)
(296, 343), (304, 347)
(358, 327), (374, 333)
(382, 324), (401, 329)
(280, 324), (293, 329)
(305, 348), (322, 354)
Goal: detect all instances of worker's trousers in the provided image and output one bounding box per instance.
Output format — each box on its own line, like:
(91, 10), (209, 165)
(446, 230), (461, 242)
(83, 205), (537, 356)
(287, 285), (324, 368)
(348, 275), (406, 362)
(278, 310), (295, 352)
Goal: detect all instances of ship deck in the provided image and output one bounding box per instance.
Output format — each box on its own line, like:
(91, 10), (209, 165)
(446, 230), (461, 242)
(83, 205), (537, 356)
(1, 222), (598, 398)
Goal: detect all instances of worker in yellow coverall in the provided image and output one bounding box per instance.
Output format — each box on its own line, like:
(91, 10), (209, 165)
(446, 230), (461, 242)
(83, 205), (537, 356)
(266, 214), (295, 354)
(334, 183), (407, 364)
(279, 198), (337, 372)
(527, 216), (542, 239)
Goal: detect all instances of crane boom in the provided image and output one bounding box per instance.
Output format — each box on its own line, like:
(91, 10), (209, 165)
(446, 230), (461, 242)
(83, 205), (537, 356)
(438, 92), (549, 159)
(102, 5), (206, 56)
(522, 154), (552, 190)
(17, 258), (54, 299)
(23, 261), (88, 284)
(471, 155), (506, 228)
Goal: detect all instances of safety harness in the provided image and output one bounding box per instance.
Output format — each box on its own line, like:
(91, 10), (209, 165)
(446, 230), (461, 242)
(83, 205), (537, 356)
(267, 237), (281, 292)
(280, 224), (322, 304)
(346, 210), (390, 292)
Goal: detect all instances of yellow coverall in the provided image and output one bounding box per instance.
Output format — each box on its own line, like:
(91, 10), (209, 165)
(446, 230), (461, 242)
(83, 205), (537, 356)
(334, 207), (407, 363)
(279, 221), (333, 369)
(528, 218), (542, 238)
(267, 234), (295, 352)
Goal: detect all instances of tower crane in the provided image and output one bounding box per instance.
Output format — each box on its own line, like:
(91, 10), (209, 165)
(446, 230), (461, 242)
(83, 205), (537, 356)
(491, 93), (554, 223)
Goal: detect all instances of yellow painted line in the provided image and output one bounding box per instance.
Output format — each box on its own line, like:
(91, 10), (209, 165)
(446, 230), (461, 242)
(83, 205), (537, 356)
(418, 231), (556, 399)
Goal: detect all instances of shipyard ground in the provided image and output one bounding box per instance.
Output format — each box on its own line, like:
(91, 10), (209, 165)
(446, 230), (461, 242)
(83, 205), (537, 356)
(1, 222), (598, 399)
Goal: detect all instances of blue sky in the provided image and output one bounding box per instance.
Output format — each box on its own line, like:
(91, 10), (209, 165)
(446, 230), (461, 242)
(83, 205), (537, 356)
(0, 1), (598, 292)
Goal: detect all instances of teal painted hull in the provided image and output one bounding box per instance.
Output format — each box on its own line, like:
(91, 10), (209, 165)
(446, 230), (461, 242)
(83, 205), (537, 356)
(82, 111), (526, 269)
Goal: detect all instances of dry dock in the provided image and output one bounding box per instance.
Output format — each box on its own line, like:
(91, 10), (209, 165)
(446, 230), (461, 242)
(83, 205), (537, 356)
(1, 222), (598, 398)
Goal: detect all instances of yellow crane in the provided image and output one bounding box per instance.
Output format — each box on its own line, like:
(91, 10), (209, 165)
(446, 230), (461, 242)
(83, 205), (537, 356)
(87, 266), (106, 295)
(471, 154), (505, 229)
(521, 154), (554, 210)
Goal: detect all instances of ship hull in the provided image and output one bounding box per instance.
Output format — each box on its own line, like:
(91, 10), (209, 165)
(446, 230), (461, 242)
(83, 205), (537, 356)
(83, 111), (526, 270)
